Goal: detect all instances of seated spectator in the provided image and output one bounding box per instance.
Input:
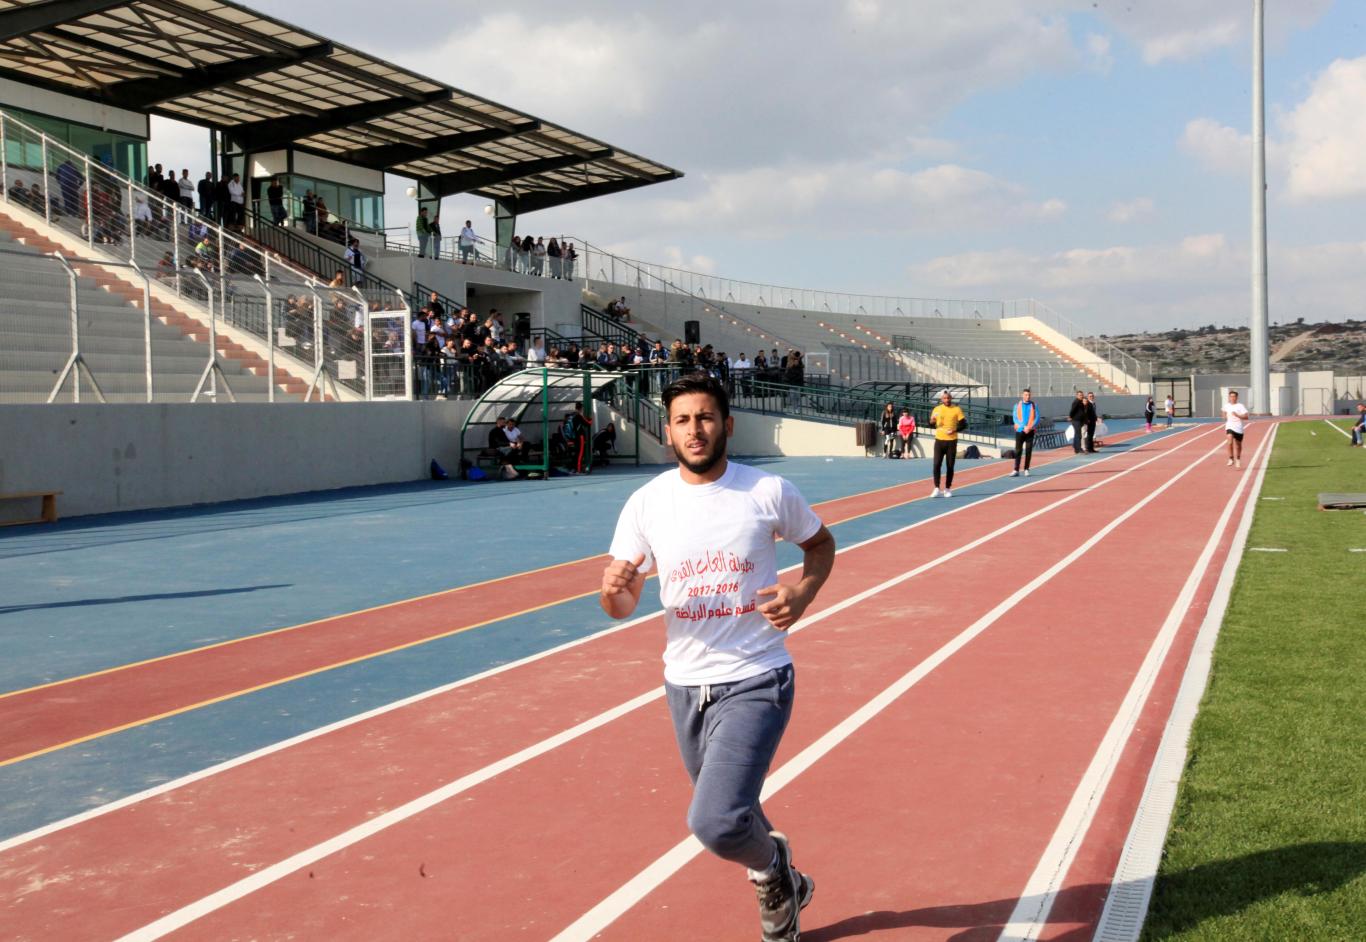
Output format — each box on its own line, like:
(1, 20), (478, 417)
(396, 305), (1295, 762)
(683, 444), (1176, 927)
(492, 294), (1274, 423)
(526, 337), (546, 364)
(593, 423), (617, 462)
(155, 250), (177, 282)
(504, 417), (530, 458)
(503, 340), (525, 368)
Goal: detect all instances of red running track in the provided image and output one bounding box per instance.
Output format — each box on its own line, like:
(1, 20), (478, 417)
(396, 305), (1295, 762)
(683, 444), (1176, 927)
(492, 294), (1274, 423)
(0, 424), (1256, 941)
(0, 432), (1146, 768)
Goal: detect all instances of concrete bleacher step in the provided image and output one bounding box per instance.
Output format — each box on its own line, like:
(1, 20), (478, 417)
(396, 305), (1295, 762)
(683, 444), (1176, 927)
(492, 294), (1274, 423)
(0, 207), (312, 400)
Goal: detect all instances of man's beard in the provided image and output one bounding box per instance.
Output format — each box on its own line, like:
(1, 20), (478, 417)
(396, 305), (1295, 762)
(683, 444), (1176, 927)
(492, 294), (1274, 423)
(671, 428), (727, 476)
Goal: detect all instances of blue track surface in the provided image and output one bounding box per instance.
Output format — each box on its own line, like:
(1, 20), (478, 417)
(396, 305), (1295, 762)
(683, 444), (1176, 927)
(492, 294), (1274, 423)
(1, 433), (1183, 837)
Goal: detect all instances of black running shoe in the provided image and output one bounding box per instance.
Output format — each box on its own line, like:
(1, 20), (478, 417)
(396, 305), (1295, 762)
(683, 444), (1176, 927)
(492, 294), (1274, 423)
(752, 831), (814, 942)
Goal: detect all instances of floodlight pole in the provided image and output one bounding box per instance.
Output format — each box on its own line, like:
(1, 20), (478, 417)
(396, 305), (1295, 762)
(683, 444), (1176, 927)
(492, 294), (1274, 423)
(1250, 0), (1271, 414)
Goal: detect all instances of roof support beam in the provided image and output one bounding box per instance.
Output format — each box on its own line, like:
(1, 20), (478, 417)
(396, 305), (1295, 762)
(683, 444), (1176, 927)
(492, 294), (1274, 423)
(228, 89), (449, 151)
(99, 42), (334, 108)
(488, 176), (669, 214)
(345, 120), (539, 170)
(0, 0), (130, 43)
(421, 151), (611, 198)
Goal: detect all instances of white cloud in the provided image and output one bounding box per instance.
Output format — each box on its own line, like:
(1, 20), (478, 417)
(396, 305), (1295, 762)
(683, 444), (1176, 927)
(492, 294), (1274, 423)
(1092, 0), (1333, 65)
(1283, 57), (1366, 201)
(1085, 33), (1114, 74)
(1106, 197), (1155, 223)
(1180, 55), (1366, 204)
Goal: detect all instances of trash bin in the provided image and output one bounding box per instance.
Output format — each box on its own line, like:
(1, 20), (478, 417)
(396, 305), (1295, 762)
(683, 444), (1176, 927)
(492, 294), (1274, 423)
(855, 420), (877, 447)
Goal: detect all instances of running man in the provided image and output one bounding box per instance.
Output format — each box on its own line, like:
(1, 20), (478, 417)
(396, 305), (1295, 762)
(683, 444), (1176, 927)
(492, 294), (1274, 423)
(929, 389), (965, 497)
(1222, 389), (1250, 468)
(1011, 387), (1037, 477)
(600, 373), (836, 942)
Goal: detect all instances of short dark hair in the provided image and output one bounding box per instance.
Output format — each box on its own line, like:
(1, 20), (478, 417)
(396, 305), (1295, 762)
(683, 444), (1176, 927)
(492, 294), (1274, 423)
(662, 372), (730, 421)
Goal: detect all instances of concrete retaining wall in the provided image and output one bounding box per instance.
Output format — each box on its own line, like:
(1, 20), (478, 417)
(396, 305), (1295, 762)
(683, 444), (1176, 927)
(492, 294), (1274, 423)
(0, 401), (472, 519)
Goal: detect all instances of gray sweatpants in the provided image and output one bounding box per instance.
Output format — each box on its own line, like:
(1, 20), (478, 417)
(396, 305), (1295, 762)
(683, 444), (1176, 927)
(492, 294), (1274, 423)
(665, 664), (795, 871)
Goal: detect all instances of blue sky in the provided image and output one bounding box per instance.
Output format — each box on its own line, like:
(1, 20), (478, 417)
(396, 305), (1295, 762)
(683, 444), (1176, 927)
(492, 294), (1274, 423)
(149, 1), (1366, 333)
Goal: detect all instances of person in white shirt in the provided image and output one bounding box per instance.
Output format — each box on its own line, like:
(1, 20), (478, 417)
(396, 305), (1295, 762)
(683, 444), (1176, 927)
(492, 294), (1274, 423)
(225, 173), (245, 226)
(177, 170), (195, 209)
(1164, 395), (1175, 429)
(526, 338), (545, 364)
(601, 373), (834, 942)
(1221, 389), (1250, 468)
(459, 220), (477, 263)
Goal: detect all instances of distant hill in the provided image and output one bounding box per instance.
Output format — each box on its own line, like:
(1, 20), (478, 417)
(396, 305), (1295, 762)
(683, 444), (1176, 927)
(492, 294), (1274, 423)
(1082, 319), (1366, 376)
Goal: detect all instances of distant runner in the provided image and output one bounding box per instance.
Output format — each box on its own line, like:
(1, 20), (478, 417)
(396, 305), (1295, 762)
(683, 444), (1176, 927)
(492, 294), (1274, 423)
(1222, 390), (1250, 469)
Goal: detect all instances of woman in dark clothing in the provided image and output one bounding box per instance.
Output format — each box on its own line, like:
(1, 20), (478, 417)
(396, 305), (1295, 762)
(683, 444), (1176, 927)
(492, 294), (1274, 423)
(1144, 396), (1155, 433)
(880, 402), (898, 457)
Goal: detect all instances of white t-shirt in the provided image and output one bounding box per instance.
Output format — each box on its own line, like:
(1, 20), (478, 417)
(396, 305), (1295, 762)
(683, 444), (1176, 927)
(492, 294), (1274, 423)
(1164, 398), (1175, 415)
(609, 461), (823, 686)
(1222, 401), (1249, 433)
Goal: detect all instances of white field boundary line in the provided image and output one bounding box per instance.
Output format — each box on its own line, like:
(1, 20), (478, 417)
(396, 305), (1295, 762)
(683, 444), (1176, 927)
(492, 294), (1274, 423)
(1, 426), (1201, 858)
(997, 425), (1277, 942)
(546, 436), (1230, 942)
(1090, 423), (1278, 942)
(107, 435), (1219, 942)
(1322, 418), (1353, 440)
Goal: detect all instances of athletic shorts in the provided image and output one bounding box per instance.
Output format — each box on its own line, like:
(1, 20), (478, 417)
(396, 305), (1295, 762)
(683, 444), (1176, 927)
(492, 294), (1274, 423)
(1226, 429), (1244, 442)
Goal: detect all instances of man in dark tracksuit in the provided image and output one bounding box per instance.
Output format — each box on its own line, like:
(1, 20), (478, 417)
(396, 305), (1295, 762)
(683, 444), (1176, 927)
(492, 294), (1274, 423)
(1084, 392), (1099, 453)
(1069, 391), (1087, 454)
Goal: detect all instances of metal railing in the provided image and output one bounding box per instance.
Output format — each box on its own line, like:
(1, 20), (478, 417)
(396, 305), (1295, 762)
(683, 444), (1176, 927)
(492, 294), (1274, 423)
(0, 106), (412, 401)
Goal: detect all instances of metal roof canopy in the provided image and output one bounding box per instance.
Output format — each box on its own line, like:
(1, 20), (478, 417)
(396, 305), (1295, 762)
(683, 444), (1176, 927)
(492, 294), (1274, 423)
(460, 367), (629, 474)
(0, 0), (682, 213)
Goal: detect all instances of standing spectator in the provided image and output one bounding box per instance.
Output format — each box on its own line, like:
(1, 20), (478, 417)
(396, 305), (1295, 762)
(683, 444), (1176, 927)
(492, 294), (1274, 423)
(897, 407), (918, 458)
(784, 350), (804, 387)
(429, 212), (443, 260)
(266, 176), (286, 224)
(1164, 394), (1175, 428)
(547, 237), (563, 278)
(527, 336), (546, 364)
(160, 171), (181, 209)
(197, 172), (215, 217)
(1011, 387), (1037, 477)
(213, 175), (230, 224)
(879, 402), (897, 458)
(226, 173), (244, 226)
(518, 235), (533, 273)
(459, 219), (477, 263)
(415, 207), (432, 258)
(566, 401), (593, 474)
(1144, 396), (1155, 433)
(302, 190), (317, 234)
(563, 241), (577, 281)
(344, 238), (367, 285)
(1084, 391), (1099, 453)
(177, 169), (195, 210)
(532, 237), (547, 275)
(929, 389), (965, 498)
(147, 163), (164, 191)
(56, 158), (82, 217)
(1069, 390), (1087, 454)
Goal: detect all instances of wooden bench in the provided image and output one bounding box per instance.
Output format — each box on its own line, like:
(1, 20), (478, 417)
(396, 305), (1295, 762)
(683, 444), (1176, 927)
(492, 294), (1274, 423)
(0, 490), (62, 527)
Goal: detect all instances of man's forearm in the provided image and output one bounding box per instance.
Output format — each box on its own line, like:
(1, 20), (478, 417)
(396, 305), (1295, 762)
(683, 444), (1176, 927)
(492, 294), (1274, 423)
(795, 531), (836, 605)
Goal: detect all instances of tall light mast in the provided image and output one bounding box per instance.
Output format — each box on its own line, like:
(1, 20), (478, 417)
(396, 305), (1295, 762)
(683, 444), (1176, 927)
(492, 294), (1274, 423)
(1250, 0), (1270, 413)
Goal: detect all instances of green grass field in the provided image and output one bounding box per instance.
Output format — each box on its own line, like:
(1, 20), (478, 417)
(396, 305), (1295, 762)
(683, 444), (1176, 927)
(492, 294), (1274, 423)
(1142, 419), (1366, 941)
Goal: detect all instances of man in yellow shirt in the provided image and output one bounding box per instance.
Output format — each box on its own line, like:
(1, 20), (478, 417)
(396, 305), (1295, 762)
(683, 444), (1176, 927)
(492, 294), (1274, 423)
(929, 390), (966, 497)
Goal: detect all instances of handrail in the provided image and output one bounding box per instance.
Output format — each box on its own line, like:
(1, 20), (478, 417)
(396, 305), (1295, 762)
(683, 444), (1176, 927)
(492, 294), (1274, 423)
(243, 207), (411, 302)
(581, 302), (641, 348)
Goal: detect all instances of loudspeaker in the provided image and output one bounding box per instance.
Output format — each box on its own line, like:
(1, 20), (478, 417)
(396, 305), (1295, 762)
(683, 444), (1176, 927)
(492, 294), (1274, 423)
(684, 320), (700, 345)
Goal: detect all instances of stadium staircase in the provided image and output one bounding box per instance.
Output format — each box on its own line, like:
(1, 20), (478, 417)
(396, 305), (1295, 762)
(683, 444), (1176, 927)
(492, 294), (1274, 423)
(0, 206), (306, 401)
(1018, 330), (1126, 393)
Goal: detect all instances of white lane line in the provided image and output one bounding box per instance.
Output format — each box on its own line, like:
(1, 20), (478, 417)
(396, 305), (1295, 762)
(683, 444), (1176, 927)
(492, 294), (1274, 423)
(1247, 547), (1287, 553)
(997, 426), (1276, 942)
(1091, 425), (1278, 942)
(547, 437), (1229, 942)
(109, 437), (1219, 941)
(1322, 419), (1353, 440)
(2, 426), (1203, 857)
